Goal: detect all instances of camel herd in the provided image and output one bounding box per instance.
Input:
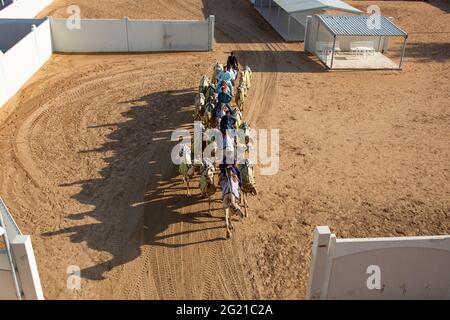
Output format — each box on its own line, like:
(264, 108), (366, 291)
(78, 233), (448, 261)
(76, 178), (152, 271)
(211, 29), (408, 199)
(177, 62), (258, 239)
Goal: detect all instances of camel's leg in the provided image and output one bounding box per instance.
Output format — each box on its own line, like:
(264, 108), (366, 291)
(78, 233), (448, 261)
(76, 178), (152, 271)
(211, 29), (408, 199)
(229, 208), (234, 230)
(243, 193), (248, 218)
(186, 178), (191, 197)
(208, 196), (212, 217)
(225, 206), (232, 239)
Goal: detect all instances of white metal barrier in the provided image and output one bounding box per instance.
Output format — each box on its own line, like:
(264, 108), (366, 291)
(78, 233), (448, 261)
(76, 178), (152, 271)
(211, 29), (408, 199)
(0, 197), (44, 300)
(307, 226), (450, 299)
(0, 17), (52, 108)
(0, 15), (215, 109)
(49, 15), (215, 53)
(0, 0), (52, 19)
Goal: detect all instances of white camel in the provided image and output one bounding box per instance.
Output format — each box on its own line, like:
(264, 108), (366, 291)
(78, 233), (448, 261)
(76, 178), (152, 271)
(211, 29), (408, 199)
(202, 99), (216, 128)
(211, 63), (223, 84)
(179, 144), (195, 197)
(232, 106), (242, 130)
(199, 75), (210, 94)
(193, 92), (205, 121)
(239, 121), (252, 146)
(219, 166), (244, 239)
(199, 158), (216, 217)
(235, 83), (246, 111)
(244, 65), (252, 89)
(238, 159), (258, 217)
(238, 71), (248, 97)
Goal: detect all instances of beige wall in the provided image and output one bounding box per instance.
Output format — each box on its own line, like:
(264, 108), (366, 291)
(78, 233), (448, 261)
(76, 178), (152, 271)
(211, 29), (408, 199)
(50, 17), (214, 53)
(308, 226), (450, 300)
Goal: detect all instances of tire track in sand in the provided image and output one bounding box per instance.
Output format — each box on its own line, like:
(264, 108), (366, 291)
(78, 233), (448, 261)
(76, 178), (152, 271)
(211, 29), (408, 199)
(116, 0), (284, 299)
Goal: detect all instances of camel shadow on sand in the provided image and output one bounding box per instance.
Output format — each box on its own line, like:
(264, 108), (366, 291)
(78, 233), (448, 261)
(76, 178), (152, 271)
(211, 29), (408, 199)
(42, 88), (227, 281)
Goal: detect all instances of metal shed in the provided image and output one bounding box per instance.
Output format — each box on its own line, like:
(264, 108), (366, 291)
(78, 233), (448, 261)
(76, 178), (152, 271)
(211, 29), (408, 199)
(253, 0), (361, 41)
(304, 14), (408, 69)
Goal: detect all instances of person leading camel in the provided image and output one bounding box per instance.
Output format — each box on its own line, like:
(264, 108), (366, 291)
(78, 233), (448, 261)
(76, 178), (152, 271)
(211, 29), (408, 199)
(227, 51), (239, 71)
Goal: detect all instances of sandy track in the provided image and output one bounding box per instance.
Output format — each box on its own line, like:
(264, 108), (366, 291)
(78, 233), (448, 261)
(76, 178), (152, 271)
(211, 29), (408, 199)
(110, 0), (285, 300)
(0, 0), (449, 299)
(1, 0), (287, 299)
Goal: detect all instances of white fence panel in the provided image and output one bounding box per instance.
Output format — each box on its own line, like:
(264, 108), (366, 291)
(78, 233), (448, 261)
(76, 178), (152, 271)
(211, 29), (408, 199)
(0, 18), (52, 108)
(162, 20), (210, 51)
(50, 16), (214, 53)
(0, 255), (17, 299)
(0, 0), (52, 19)
(50, 18), (129, 52)
(1, 32), (39, 104)
(307, 226), (450, 300)
(1, 197), (44, 300)
(0, 52), (7, 107)
(1, 16), (214, 108)
(127, 20), (164, 51)
(11, 235), (44, 300)
(33, 18), (52, 64)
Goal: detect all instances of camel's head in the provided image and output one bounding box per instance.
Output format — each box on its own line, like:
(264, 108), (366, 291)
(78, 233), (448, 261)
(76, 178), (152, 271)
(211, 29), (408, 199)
(232, 106), (241, 118)
(202, 158), (215, 180)
(179, 144), (192, 163)
(239, 122), (251, 145)
(242, 158), (253, 169)
(201, 75), (210, 84)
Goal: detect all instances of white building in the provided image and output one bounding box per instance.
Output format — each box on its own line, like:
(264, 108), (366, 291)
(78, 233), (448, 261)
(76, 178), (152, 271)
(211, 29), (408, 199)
(304, 14), (408, 69)
(252, 0), (361, 41)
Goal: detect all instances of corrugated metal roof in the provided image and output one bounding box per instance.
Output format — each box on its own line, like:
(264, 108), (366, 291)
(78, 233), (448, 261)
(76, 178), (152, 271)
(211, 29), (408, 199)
(273, 0), (361, 14)
(318, 14), (408, 36)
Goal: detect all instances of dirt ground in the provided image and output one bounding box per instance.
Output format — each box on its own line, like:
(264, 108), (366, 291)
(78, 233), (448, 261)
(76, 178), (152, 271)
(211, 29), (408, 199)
(0, 0), (448, 299)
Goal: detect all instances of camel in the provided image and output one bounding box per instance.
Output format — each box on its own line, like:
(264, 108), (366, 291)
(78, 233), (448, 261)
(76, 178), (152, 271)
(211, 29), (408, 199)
(244, 65), (252, 89)
(239, 121), (252, 146)
(193, 92), (205, 121)
(199, 75), (210, 94)
(232, 106), (242, 130)
(211, 63), (223, 84)
(238, 71), (248, 97)
(238, 159), (258, 217)
(238, 66), (252, 92)
(235, 83), (246, 111)
(202, 98), (216, 128)
(199, 158), (216, 216)
(219, 166), (245, 239)
(179, 144), (195, 197)
(202, 129), (220, 167)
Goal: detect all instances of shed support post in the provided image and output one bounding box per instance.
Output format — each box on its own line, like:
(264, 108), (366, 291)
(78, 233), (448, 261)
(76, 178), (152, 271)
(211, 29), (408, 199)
(0, 208), (22, 300)
(277, 6), (280, 27)
(268, 0), (272, 20)
(306, 226), (332, 299)
(208, 15), (215, 51)
(330, 35), (336, 69)
(399, 36), (407, 69)
(124, 17), (130, 52)
(304, 16), (312, 50)
(287, 15), (291, 38)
